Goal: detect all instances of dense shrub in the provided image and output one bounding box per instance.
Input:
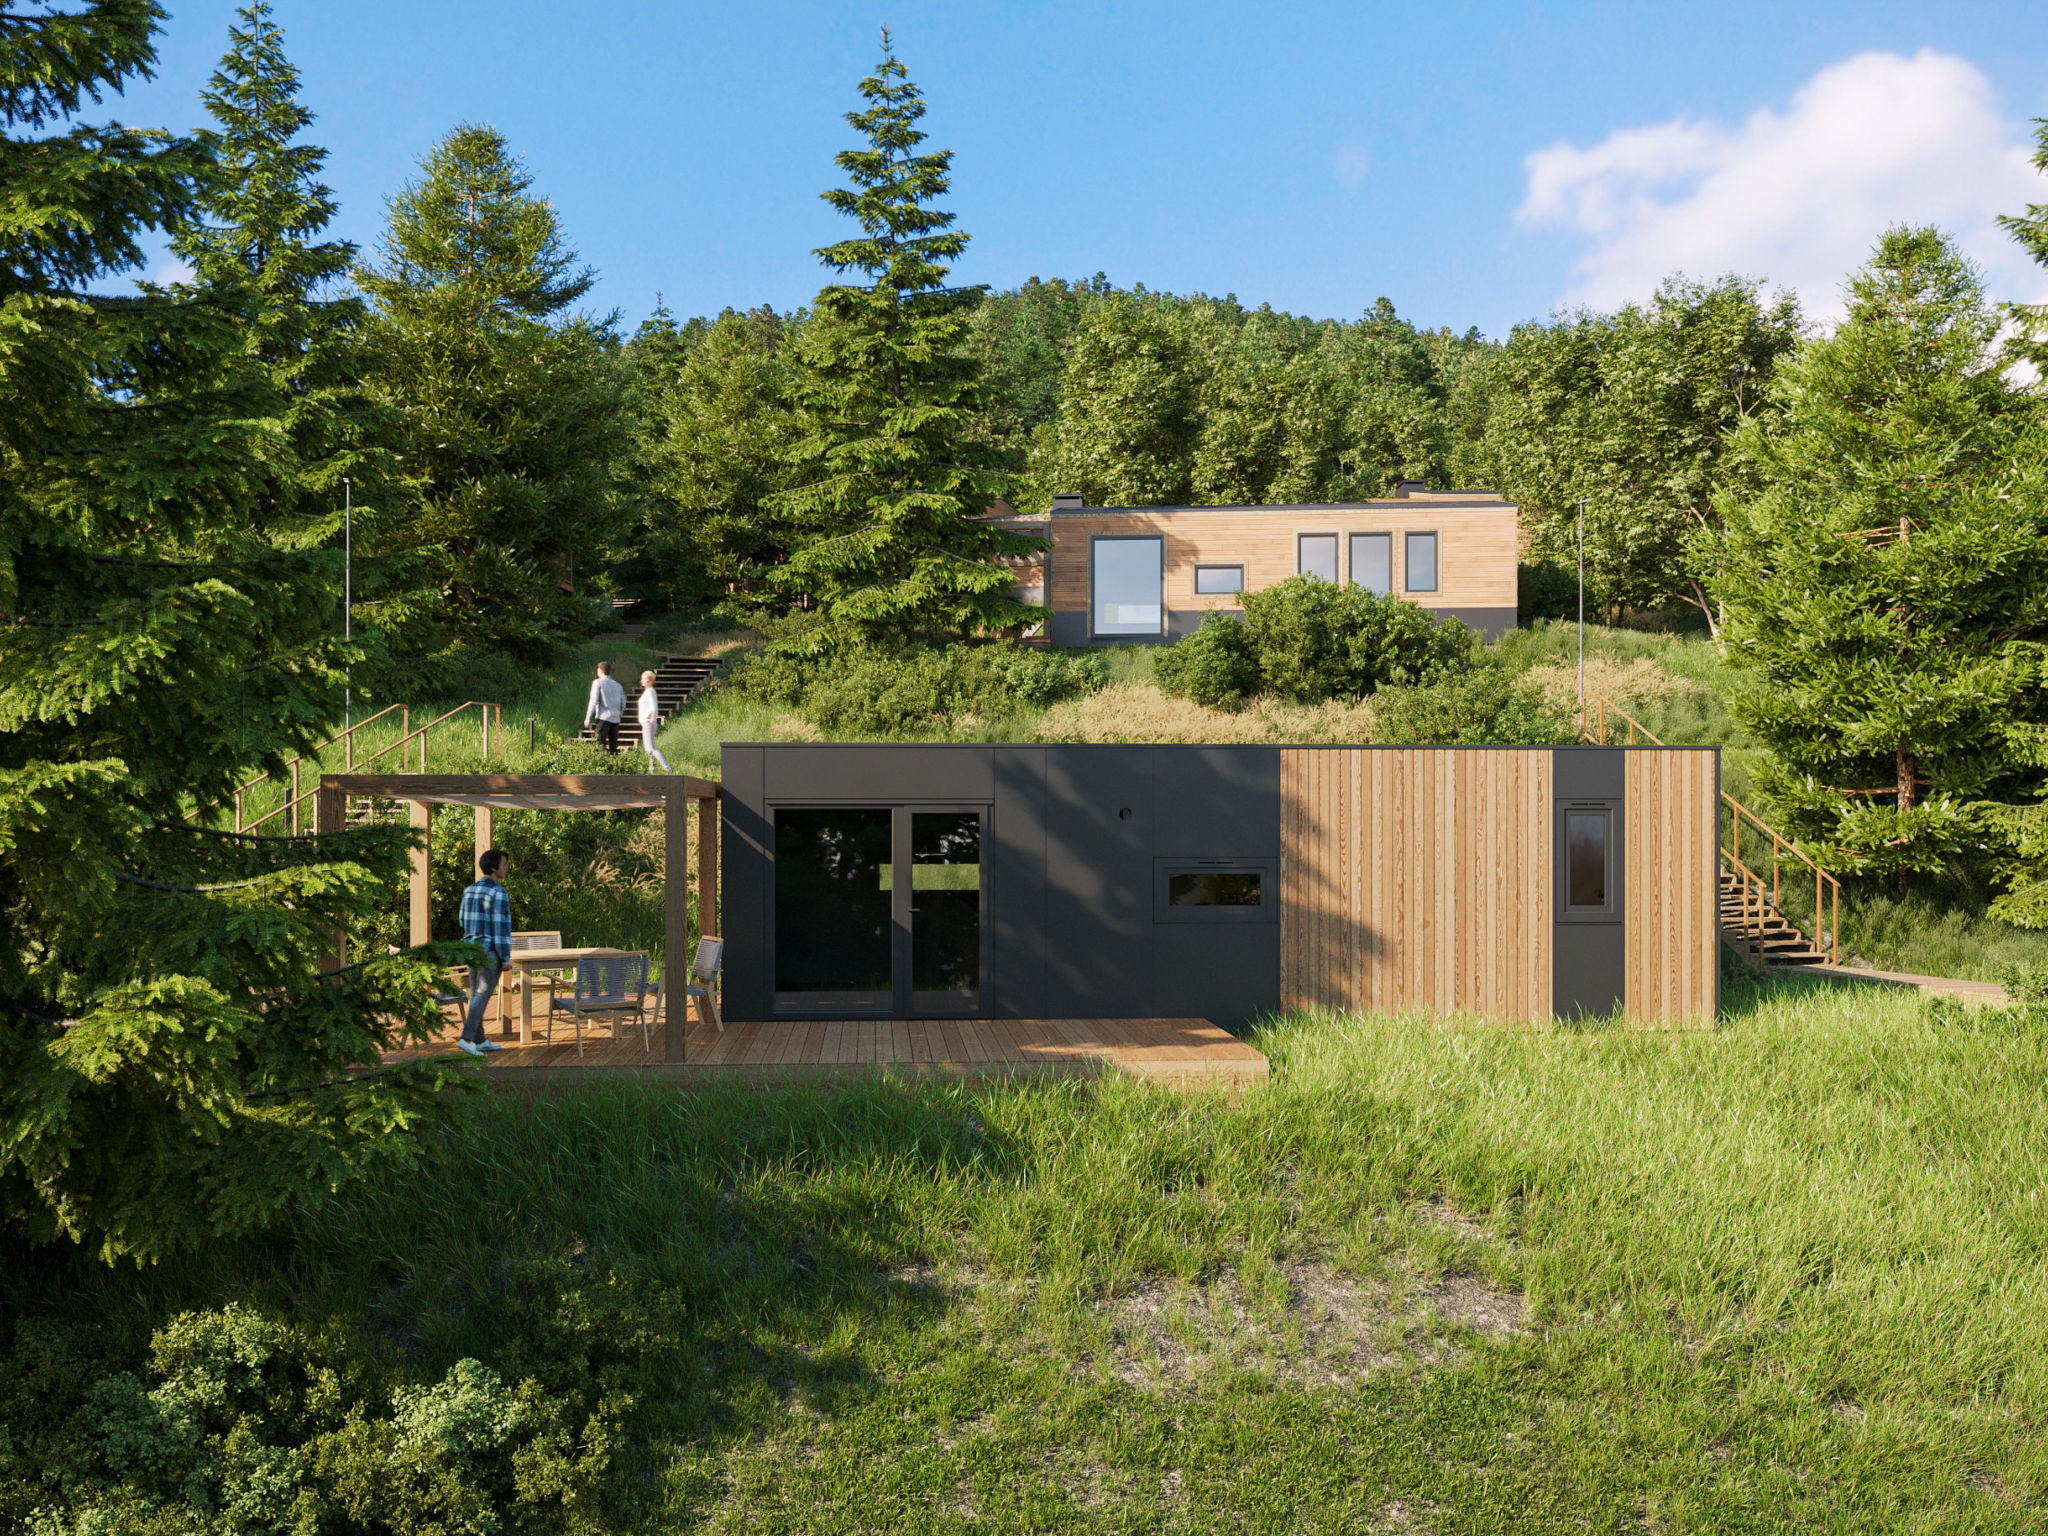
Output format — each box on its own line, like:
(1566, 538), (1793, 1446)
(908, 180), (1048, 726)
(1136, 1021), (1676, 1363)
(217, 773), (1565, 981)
(1518, 561), (1579, 623)
(1371, 667), (1576, 745)
(725, 642), (1108, 736)
(6, 1305), (615, 1536)
(1156, 577), (1476, 708)
(1151, 613), (1260, 709)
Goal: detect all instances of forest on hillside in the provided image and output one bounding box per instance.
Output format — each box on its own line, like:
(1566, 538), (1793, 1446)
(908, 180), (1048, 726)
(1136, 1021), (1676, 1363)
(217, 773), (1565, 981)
(9, 0), (2048, 1276)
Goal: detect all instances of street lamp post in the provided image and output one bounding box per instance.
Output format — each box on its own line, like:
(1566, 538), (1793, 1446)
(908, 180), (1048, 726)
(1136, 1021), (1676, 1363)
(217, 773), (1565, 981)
(343, 477), (352, 761)
(1577, 495), (1588, 740)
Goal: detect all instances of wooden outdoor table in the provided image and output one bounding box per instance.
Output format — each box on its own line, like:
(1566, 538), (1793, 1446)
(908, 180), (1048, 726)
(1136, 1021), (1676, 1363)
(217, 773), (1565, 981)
(502, 947), (634, 1046)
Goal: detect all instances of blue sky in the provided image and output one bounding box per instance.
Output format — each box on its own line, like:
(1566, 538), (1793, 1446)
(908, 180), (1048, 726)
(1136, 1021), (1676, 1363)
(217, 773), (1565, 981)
(105, 1), (2048, 336)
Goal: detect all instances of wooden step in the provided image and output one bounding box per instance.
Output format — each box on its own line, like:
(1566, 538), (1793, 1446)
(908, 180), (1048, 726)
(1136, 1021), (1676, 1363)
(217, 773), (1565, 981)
(575, 654), (725, 746)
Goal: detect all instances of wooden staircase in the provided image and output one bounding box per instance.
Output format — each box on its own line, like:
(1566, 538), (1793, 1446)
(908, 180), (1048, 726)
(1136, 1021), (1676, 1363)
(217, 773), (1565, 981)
(1718, 869), (1830, 966)
(1584, 696), (1840, 968)
(577, 653), (723, 749)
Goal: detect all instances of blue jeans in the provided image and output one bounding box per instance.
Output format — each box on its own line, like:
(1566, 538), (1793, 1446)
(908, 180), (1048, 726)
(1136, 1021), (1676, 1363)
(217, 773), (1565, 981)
(464, 959), (503, 1043)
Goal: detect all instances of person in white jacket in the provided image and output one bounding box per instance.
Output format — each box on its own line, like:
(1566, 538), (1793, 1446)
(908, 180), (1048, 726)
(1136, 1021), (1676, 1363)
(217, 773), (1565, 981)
(584, 661), (625, 753)
(638, 670), (671, 771)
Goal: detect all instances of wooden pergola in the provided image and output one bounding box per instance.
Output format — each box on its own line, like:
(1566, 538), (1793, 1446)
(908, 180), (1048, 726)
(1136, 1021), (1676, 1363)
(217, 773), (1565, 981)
(318, 773), (720, 1063)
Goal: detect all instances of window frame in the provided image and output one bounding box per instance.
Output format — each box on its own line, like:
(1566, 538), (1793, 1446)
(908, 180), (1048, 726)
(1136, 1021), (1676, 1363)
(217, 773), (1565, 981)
(1193, 563), (1245, 597)
(1348, 531), (1392, 595)
(1152, 857), (1278, 924)
(1403, 530), (1439, 594)
(1554, 802), (1622, 922)
(1088, 533), (1166, 639)
(1297, 532), (1339, 584)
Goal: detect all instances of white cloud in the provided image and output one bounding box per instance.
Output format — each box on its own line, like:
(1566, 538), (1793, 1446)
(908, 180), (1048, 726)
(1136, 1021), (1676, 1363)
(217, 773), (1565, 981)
(1516, 50), (2048, 321)
(150, 258), (196, 287)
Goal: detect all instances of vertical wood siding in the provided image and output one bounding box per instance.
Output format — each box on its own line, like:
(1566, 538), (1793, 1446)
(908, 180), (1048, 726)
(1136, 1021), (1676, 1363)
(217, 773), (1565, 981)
(1280, 748), (1553, 1022)
(1624, 749), (1719, 1025)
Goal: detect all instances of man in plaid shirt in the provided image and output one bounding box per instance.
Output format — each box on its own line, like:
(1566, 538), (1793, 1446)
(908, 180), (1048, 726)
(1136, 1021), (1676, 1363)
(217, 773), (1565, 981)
(457, 848), (513, 1055)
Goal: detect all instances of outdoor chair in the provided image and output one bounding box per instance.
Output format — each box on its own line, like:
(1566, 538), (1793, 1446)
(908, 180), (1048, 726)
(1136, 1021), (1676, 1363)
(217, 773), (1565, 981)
(682, 937), (723, 1033)
(506, 930), (568, 1012)
(549, 952), (652, 1057)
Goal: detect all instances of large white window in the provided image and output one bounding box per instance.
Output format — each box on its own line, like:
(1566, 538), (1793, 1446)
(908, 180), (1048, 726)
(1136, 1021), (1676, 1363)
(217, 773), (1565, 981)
(1091, 536), (1164, 636)
(1298, 534), (1338, 583)
(1349, 532), (1391, 595)
(1404, 531), (1438, 593)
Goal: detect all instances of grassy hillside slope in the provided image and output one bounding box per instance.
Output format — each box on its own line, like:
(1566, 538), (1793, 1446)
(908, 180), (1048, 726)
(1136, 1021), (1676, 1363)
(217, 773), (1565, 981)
(7, 973), (2043, 1532)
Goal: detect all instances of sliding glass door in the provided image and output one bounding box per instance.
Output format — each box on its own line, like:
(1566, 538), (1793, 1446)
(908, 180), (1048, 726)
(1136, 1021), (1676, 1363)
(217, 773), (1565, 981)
(773, 804), (987, 1016)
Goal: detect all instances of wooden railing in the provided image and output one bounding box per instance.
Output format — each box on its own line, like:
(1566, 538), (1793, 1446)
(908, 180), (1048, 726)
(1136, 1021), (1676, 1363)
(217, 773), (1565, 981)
(1581, 696), (1840, 964)
(204, 701), (503, 834)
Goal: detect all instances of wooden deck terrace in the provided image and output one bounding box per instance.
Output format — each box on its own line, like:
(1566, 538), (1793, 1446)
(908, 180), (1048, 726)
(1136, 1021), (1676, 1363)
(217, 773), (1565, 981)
(384, 1014), (1268, 1094)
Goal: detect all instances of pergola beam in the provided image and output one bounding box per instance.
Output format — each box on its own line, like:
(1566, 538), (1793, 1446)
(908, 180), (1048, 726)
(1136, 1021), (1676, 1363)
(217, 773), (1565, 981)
(320, 771), (721, 1061)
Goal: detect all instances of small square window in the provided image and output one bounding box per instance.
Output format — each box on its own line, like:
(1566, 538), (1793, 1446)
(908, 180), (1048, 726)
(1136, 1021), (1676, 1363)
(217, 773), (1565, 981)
(1298, 534), (1338, 582)
(1194, 564), (1244, 596)
(1404, 531), (1438, 593)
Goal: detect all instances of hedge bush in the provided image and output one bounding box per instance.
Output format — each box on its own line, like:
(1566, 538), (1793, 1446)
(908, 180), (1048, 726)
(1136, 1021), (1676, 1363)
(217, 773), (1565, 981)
(1371, 668), (1576, 745)
(1156, 577), (1476, 709)
(725, 642), (1108, 736)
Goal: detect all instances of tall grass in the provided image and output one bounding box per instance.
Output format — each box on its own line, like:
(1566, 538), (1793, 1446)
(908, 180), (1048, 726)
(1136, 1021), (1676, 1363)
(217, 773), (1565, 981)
(16, 973), (2044, 1528)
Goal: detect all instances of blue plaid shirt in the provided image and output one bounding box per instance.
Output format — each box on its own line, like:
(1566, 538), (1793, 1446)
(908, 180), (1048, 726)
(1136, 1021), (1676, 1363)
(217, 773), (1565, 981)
(458, 877), (512, 964)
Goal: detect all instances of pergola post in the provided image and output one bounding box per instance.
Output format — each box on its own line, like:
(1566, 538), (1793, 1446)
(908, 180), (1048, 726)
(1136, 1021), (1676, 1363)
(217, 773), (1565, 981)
(664, 786), (690, 1062)
(317, 780), (347, 971)
(696, 791), (719, 944)
(408, 800), (432, 947)
(474, 805), (493, 870)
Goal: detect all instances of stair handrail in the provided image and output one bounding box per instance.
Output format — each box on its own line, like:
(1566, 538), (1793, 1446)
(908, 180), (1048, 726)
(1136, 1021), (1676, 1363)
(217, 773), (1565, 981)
(1581, 695), (1840, 965)
(225, 701), (503, 835)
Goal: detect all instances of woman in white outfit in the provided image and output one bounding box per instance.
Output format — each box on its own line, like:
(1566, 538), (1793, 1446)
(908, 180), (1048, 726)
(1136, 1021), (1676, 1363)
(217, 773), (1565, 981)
(638, 671), (671, 771)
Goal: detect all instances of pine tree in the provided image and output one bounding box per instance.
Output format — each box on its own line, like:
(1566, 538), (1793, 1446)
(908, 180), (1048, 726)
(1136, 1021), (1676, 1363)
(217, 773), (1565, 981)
(775, 33), (1038, 641)
(1711, 227), (2048, 878)
(1998, 117), (2048, 374)
(359, 125), (632, 661)
(176, 1), (392, 536)
(0, 2), (464, 1263)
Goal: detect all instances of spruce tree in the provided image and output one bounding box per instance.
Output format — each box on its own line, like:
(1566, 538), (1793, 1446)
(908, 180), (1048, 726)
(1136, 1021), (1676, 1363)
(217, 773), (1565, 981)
(359, 125), (631, 661)
(176, 1), (392, 537)
(776, 33), (1038, 641)
(1711, 227), (2048, 878)
(0, 2), (463, 1263)
(1998, 117), (2048, 374)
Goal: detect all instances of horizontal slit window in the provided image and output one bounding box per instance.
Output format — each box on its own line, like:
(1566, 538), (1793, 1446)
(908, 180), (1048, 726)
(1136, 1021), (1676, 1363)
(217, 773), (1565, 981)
(1194, 564), (1244, 596)
(1169, 871), (1262, 906)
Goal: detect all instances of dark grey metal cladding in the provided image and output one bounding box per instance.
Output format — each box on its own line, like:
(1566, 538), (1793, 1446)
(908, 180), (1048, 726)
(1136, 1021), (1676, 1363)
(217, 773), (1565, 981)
(1040, 747), (1154, 1016)
(1433, 605), (1518, 640)
(762, 744), (994, 802)
(719, 745), (771, 1021)
(991, 749), (1049, 1019)
(725, 742), (1285, 1029)
(1553, 746), (1626, 800)
(1047, 611), (1088, 647)
(1551, 746), (1626, 1020)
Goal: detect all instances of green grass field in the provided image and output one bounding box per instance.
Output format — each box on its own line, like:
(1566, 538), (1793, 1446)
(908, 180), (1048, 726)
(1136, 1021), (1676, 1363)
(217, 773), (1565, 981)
(13, 971), (2044, 1532)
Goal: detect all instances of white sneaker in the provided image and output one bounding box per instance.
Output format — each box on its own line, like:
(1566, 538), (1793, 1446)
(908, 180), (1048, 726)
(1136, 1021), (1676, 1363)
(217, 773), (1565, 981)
(456, 1039), (487, 1056)
(479, 1040), (505, 1052)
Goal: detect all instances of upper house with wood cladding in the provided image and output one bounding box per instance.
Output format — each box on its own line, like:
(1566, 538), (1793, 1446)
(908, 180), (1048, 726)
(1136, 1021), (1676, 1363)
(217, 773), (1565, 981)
(992, 482), (1521, 644)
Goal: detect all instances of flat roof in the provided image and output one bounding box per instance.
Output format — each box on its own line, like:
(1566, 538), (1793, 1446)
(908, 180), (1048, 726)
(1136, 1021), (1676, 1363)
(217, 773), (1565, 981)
(1050, 497), (1513, 515)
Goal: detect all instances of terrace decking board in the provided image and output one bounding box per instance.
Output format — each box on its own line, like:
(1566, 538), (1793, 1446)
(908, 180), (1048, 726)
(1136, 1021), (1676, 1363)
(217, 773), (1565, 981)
(382, 1015), (1266, 1093)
